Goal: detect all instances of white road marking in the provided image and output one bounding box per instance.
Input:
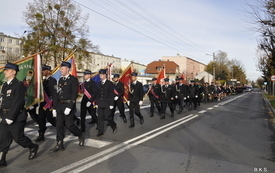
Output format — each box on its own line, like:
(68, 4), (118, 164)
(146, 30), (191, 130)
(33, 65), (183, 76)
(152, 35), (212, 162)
(214, 105), (219, 107)
(73, 138), (113, 148)
(207, 107), (214, 110)
(51, 114), (198, 173)
(198, 110), (207, 113)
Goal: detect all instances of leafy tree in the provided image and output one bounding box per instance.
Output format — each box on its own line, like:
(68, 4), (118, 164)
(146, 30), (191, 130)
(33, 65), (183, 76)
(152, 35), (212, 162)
(22, 0), (100, 66)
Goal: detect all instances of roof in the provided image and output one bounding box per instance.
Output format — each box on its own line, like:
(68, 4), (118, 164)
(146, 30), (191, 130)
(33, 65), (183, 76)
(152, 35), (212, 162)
(145, 60), (178, 74)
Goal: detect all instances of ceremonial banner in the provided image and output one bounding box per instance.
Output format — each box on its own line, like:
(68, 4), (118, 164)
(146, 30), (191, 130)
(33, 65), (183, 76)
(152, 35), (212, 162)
(119, 63), (133, 102)
(0, 53), (44, 108)
(156, 65), (165, 85)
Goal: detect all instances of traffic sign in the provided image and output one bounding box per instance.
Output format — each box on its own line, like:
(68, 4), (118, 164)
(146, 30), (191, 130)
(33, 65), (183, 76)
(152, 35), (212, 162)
(271, 75), (275, 81)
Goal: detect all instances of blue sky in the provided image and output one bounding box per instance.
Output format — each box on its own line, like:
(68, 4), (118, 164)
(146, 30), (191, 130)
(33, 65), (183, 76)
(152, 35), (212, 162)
(1, 0), (262, 81)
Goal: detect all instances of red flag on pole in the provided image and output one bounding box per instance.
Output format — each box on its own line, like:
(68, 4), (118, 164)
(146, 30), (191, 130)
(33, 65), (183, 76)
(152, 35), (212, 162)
(70, 56), (77, 77)
(119, 63), (133, 103)
(156, 65), (165, 85)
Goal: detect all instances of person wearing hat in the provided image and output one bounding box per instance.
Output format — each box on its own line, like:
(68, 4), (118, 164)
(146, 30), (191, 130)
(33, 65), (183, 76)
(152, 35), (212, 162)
(148, 78), (161, 117)
(111, 74), (127, 123)
(80, 70), (98, 133)
(128, 72), (144, 128)
(175, 77), (188, 114)
(0, 62), (39, 167)
(187, 80), (199, 110)
(95, 69), (117, 137)
(34, 65), (57, 142)
(173, 77), (180, 111)
(160, 78), (175, 119)
(50, 61), (84, 152)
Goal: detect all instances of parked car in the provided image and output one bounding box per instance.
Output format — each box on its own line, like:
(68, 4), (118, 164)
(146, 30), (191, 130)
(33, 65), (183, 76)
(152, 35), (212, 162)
(245, 86), (253, 92)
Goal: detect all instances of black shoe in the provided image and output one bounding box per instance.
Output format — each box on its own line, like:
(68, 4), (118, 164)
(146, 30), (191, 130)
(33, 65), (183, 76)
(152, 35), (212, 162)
(78, 133), (85, 146)
(129, 124), (135, 128)
(112, 125), (117, 134)
(140, 116), (144, 124)
(49, 141), (64, 152)
(29, 144), (39, 160)
(96, 133), (103, 137)
(150, 113), (154, 117)
(123, 117), (127, 123)
(89, 121), (96, 124)
(34, 133), (45, 142)
(0, 152), (7, 167)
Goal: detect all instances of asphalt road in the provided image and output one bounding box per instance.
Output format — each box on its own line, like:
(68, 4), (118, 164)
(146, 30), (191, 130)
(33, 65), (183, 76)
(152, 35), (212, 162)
(1, 89), (274, 173)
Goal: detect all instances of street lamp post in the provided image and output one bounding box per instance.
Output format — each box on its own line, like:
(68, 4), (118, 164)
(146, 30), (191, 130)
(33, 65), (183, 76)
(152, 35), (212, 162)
(206, 50), (220, 83)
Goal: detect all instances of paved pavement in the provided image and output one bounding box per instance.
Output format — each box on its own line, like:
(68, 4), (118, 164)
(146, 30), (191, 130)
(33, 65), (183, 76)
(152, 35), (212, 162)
(1, 89), (275, 173)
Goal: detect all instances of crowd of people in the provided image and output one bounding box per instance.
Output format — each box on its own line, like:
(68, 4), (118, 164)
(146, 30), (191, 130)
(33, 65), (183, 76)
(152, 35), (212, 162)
(0, 61), (239, 167)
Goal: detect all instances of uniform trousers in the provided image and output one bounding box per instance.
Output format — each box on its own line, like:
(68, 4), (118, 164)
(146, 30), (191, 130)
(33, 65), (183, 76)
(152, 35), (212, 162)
(150, 99), (161, 114)
(161, 101), (174, 114)
(97, 107), (116, 135)
(80, 103), (97, 132)
(111, 98), (126, 120)
(0, 120), (32, 153)
(129, 101), (142, 119)
(38, 106), (56, 133)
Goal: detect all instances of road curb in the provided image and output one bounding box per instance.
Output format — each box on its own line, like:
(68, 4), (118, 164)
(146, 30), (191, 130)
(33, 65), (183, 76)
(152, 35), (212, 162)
(262, 92), (275, 118)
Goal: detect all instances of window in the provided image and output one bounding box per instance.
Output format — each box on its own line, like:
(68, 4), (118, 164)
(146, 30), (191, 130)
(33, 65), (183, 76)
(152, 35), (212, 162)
(0, 38), (4, 42)
(9, 39), (12, 44)
(0, 55), (5, 61)
(0, 46), (4, 50)
(16, 40), (20, 45)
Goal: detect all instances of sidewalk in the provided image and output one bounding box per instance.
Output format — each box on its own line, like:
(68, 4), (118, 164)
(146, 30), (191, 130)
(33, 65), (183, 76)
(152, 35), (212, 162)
(262, 92), (275, 123)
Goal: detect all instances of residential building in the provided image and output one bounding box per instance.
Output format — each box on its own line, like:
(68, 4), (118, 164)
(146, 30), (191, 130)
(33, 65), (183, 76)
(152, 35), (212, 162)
(162, 55), (206, 80)
(121, 59), (147, 75)
(0, 32), (22, 66)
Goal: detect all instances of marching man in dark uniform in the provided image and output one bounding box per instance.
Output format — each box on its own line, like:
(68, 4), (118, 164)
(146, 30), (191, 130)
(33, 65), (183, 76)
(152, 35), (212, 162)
(80, 70), (98, 133)
(188, 80), (199, 110)
(96, 69), (117, 137)
(160, 78), (175, 119)
(111, 74), (127, 123)
(0, 62), (39, 167)
(35, 65), (57, 142)
(148, 78), (161, 117)
(175, 78), (188, 114)
(50, 61), (84, 152)
(128, 72), (144, 128)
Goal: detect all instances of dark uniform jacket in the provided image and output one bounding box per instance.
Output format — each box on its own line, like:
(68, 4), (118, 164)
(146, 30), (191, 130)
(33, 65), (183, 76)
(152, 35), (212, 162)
(41, 76), (57, 107)
(175, 83), (188, 98)
(129, 81), (144, 102)
(113, 81), (124, 99)
(188, 85), (199, 98)
(81, 79), (97, 104)
(148, 83), (161, 100)
(209, 85), (215, 94)
(161, 85), (175, 103)
(96, 80), (114, 108)
(0, 78), (27, 123)
(55, 75), (78, 112)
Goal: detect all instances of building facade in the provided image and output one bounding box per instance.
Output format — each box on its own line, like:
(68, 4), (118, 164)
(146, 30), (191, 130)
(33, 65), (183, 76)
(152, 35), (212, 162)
(162, 55), (206, 81)
(0, 32), (22, 66)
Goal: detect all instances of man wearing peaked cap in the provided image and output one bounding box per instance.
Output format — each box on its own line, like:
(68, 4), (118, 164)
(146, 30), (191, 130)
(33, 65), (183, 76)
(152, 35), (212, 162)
(50, 61), (84, 152)
(128, 72), (144, 128)
(0, 62), (39, 166)
(160, 78), (175, 119)
(95, 69), (117, 137)
(111, 74), (127, 123)
(80, 69), (98, 133)
(34, 64), (57, 142)
(148, 77), (162, 117)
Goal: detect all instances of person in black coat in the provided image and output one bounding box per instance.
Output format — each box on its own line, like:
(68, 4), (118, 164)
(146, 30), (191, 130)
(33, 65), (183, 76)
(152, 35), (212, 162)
(148, 78), (161, 117)
(0, 63), (39, 167)
(188, 80), (199, 110)
(96, 69), (117, 137)
(128, 72), (144, 128)
(175, 78), (188, 114)
(111, 74), (127, 123)
(80, 70), (98, 133)
(35, 65), (57, 142)
(160, 78), (175, 119)
(50, 61), (84, 152)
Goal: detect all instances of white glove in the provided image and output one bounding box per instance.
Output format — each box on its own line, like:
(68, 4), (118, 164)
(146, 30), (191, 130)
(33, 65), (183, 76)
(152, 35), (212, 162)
(52, 109), (57, 117)
(175, 95), (178, 99)
(64, 107), (71, 115)
(139, 101), (143, 106)
(109, 106), (114, 109)
(29, 106), (35, 110)
(5, 119), (13, 125)
(184, 97), (186, 100)
(195, 95), (198, 98)
(86, 101), (91, 107)
(127, 101), (130, 106)
(114, 96), (119, 101)
(94, 105), (98, 108)
(187, 96), (189, 98)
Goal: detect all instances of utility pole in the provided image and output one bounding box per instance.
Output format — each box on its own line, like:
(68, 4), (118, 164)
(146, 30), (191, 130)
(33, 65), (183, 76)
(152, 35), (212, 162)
(213, 52), (216, 82)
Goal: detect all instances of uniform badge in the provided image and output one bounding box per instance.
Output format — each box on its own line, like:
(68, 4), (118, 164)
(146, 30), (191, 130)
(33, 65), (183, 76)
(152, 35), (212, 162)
(6, 89), (12, 97)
